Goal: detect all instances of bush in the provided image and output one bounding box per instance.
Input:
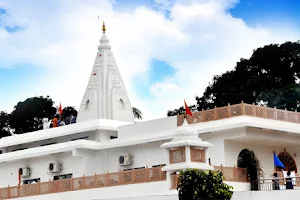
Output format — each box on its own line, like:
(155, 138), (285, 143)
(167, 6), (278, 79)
(177, 169), (233, 200)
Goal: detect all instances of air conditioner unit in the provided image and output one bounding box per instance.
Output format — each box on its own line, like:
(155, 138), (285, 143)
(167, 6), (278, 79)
(19, 166), (30, 178)
(48, 161), (62, 173)
(119, 154), (133, 166)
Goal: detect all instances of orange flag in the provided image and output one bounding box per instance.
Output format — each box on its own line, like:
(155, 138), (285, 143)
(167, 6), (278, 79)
(184, 100), (193, 117)
(18, 169), (21, 185)
(58, 102), (63, 116)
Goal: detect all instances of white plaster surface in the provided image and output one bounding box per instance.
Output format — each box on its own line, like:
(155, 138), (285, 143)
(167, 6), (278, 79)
(77, 31), (134, 123)
(10, 182), (299, 200)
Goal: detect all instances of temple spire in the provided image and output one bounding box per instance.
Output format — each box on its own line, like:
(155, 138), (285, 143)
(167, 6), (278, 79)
(77, 22), (134, 123)
(102, 21), (106, 34)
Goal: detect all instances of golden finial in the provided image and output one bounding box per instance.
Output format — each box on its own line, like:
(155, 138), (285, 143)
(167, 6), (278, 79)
(102, 21), (106, 34)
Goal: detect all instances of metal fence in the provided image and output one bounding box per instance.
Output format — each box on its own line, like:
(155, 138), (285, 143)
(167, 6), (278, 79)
(252, 176), (300, 191)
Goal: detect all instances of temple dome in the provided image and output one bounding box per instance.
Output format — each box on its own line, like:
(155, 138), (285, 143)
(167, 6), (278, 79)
(172, 118), (199, 142)
(98, 34), (111, 50)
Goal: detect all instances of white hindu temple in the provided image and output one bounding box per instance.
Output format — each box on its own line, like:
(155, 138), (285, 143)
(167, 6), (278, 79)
(1, 23), (300, 200)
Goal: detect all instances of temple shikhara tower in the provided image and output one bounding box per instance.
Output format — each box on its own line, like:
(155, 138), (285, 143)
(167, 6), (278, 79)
(77, 23), (134, 123)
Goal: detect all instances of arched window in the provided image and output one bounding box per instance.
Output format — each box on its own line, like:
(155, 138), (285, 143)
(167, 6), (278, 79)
(237, 149), (251, 168)
(85, 100), (90, 110)
(277, 151), (297, 173)
(118, 98), (125, 109)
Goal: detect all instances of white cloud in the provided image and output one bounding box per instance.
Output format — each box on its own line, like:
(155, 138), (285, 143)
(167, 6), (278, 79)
(0, 0), (299, 120)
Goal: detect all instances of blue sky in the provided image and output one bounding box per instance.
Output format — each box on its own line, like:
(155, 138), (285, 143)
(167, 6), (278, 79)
(230, 0), (300, 28)
(127, 0), (300, 100)
(0, 0), (299, 119)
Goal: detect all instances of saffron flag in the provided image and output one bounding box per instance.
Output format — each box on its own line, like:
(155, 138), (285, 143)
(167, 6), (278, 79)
(274, 153), (285, 168)
(58, 103), (63, 116)
(184, 100), (193, 117)
(18, 169), (21, 186)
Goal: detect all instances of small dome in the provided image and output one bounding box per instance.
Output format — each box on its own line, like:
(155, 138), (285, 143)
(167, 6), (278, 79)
(98, 34), (111, 50)
(172, 118), (199, 142)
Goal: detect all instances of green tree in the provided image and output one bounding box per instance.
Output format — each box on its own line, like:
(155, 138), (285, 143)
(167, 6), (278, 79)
(168, 41), (300, 115)
(132, 107), (142, 120)
(167, 104), (198, 117)
(62, 106), (78, 118)
(0, 111), (11, 138)
(177, 169), (233, 200)
(9, 96), (57, 134)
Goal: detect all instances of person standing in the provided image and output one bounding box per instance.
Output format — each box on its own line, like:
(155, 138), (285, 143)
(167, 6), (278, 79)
(286, 171), (294, 189)
(52, 115), (59, 128)
(64, 116), (70, 125)
(272, 173), (280, 190)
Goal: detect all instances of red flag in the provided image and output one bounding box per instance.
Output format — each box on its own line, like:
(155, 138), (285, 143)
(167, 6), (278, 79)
(184, 100), (193, 117)
(18, 169), (21, 186)
(58, 103), (63, 116)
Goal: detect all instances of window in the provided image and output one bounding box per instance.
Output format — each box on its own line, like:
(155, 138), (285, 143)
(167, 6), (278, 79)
(53, 174), (73, 180)
(85, 100), (90, 110)
(110, 136), (117, 140)
(277, 151), (297, 173)
(118, 98), (125, 109)
(23, 178), (40, 185)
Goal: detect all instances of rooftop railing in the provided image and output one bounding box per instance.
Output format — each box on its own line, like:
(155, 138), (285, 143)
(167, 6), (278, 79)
(178, 102), (300, 126)
(252, 176), (300, 191)
(0, 166), (166, 199)
(170, 165), (248, 189)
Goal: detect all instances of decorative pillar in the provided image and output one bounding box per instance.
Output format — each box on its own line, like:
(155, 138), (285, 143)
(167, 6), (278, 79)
(160, 118), (213, 189)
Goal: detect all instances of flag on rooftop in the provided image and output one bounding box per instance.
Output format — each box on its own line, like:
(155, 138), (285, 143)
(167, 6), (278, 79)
(58, 102), (63, 116)
(184, 100), (193, 117)
(274, 153), (285, 168)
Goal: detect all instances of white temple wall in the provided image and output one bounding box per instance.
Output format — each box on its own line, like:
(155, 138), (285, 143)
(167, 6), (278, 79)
(0, 152), (82, 187)
(0, 140), (167, 188)
(12, 188), (300, 200)
(6, 130), (96, 152)
(118, 116), (177, 140)
(224, 140), (300, 178)
(96, 141), (167, 174)
(201, 127), (246, 166)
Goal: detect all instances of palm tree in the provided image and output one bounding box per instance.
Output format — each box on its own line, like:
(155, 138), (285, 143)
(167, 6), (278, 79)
(132, 107), (142, 120)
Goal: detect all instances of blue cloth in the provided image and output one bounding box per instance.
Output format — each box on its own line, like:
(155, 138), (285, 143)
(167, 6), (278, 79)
(71, 117), (77, 124)
(274, 153), (285, 168)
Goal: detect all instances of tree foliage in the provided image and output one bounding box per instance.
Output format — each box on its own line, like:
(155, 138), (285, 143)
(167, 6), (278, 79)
(62, 106), (78, 118)
(0, 95), (141, 136)
(167, 104), (198, 117)
(0, 111), (11, 138)
(9, 96), (57, 134)
(177, 169), (233, 200)
(132, 107), (143, 120)
(238, 149), (263, 191)
(168, 41), (300, 115)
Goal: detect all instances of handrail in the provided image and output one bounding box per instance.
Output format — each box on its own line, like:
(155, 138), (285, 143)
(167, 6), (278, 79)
(178, 102), (300, 126)
(0, 166), (166, 199)
(170, 165), (248, 189)
(252, 176), (300, 191)
(254, 176), (300, 182)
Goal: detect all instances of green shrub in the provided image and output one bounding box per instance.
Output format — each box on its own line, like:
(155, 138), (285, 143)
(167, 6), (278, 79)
(177, 169), (233, 200)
